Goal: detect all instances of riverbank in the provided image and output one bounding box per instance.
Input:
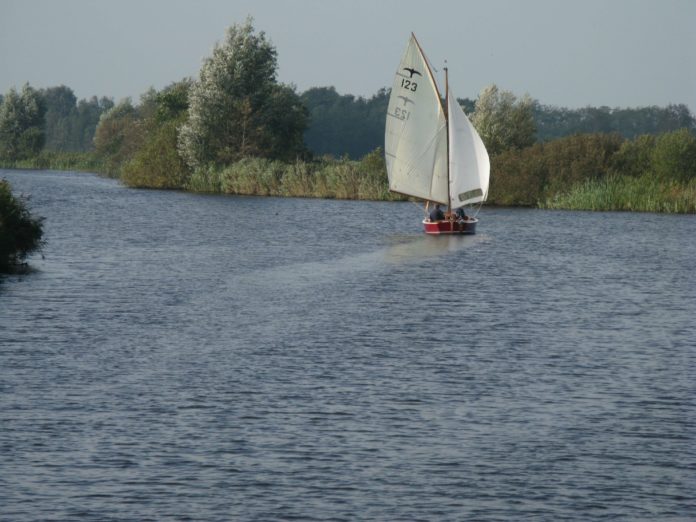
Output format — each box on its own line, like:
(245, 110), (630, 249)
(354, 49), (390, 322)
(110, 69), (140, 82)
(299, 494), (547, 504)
(3, 141), (695, 213)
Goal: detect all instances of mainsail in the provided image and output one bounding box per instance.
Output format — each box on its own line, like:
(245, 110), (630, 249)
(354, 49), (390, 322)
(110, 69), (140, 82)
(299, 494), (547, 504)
(385, 34), (490, 210)
(384, 35), (448, 204)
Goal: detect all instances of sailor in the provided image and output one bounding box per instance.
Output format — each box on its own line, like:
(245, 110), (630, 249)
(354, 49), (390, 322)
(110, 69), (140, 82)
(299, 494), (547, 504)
(455, 207), (468, 221)
(429, 203), (445, 222)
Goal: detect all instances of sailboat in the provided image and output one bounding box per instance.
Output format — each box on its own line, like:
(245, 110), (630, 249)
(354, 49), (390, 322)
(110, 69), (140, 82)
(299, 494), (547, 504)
(385, 34), (490, 234)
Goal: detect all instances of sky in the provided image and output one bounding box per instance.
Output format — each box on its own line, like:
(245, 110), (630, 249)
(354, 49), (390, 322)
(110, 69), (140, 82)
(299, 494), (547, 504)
(1, 0), (695, 112)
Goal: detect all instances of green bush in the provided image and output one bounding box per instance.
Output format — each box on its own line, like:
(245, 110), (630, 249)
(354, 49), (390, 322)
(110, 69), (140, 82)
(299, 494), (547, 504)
(0, 179), (44, 272)
(651, 128), (696, 183)
(121, 119), (191, 189)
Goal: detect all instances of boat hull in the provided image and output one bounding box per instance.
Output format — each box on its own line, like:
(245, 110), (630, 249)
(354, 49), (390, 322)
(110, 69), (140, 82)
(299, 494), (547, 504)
(423, 218), (478, 235)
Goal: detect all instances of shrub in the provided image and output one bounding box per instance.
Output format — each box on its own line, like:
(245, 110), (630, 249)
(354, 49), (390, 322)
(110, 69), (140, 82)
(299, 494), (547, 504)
(0, 179), (44, 272)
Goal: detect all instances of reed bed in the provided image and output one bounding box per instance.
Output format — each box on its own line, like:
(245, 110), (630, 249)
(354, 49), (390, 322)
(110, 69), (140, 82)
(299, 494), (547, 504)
(185, 155), (405, 201)
(0, 151), (105, 173)
(541, 174), (696, 213)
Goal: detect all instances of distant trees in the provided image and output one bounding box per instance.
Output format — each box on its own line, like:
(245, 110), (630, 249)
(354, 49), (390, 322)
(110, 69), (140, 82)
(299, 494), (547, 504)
(178, 18), (308, 169)
(0, 84), (46, 161)
(301, 87), (389, 159)
(533, 103), (696, 142)
(0, 179), (43, 272)
(40, 86), (113, 152)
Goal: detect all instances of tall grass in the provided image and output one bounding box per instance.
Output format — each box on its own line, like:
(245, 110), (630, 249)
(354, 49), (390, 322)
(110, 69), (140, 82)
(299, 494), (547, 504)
(541, 174), (696, 213)
(0, 151), (106, 173)
(185, 152), (406, 202)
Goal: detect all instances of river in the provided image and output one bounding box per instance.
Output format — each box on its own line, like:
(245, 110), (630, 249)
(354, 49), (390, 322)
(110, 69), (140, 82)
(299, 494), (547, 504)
(1, 169), (695, 521)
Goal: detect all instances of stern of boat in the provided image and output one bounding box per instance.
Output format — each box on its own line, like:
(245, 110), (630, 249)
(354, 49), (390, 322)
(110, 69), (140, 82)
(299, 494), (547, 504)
(423, 218), (478, 235)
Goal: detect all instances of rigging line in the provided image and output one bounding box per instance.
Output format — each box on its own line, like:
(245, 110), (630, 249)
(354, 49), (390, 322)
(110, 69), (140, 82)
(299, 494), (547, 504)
(411, 199), (428, 216)
(470, 199), (484, 218)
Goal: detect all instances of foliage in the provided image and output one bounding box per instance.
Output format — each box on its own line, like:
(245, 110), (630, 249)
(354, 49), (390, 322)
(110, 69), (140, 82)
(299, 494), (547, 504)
(301, 87), (390, 159)
(117, 80), (193, 188)
(0, 84), (47, 161)
(471, 84), (536, 156)
(489, 133), (624, 206)
(178, 18), (308, 169)
(121, 117), (191, 189)
(185, 149), (404, 201)
(651, 128), (696, 183)
(0, 179), (44, 272)
(541, 174), (696, 213)
(533, 103), (696, 142)
(93, 99), (145, 176)
(609, 134), (656, 178)
(39, 86), (113, 152)
(0, 150), (104, 171)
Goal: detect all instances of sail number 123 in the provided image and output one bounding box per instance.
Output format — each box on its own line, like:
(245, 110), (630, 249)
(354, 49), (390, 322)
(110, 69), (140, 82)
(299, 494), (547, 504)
(401, 79), (417, 92)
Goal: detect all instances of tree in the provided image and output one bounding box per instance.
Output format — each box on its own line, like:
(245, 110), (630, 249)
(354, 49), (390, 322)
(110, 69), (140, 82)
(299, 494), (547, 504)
(471, 84), (536, 156)
(93, 99), (145, 174)
(0, 84), (47, 161)
(178, 18), (308, 168)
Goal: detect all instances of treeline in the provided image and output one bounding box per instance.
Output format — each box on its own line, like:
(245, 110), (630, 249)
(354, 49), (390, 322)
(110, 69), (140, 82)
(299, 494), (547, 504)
(300, 90), (695, 159)
(2, 75), (694, 163)
(491, 130), (696, 212)
(1, 18), (695, 215)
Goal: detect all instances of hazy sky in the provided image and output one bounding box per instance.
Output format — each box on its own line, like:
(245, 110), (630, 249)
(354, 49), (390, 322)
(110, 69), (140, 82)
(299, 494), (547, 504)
(1, 0), (695, 111)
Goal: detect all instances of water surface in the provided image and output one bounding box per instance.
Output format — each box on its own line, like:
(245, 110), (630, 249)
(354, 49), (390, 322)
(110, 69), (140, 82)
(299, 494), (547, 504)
(1, 170), (695, 521)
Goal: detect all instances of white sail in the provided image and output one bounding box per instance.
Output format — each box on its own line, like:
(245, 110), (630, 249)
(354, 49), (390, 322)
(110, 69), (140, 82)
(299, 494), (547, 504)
(385, 35), (448, 204)
(447, 89), (490, 208)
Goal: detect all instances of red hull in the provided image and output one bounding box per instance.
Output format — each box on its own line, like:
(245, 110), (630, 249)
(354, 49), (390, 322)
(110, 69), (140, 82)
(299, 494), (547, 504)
(423, 218), (478, 235)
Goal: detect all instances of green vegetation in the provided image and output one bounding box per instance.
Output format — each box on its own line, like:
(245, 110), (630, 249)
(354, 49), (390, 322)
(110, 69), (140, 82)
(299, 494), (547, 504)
(301, 87), (389, 159)
(0, 179), (44, 272)
(178, 18), (308, 169)
(537, 129), (696, 212)
(1, 18), (695, 215)
(471, 85), (536, 156)
(0, 84), (46, 161)
(185, 149), (400, 201)
(541, 175), (696, 213)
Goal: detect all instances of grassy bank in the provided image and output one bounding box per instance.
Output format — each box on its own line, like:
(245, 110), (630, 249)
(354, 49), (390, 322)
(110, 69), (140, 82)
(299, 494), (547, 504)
(3, 134), (695, 214)
(0, 151), (107, 174)
(541, 175), (696, 213)
(184, 151), (405, 201)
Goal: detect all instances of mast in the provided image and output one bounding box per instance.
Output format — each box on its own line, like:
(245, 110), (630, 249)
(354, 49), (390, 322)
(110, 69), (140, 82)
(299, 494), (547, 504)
(444, 64), (451, 212)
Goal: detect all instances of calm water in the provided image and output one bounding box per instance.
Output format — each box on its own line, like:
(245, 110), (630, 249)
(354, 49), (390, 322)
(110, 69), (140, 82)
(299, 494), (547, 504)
(1, 169), (695, 521)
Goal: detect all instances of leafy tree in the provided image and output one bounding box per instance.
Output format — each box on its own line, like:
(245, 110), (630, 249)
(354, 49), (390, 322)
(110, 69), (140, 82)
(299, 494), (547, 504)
(120, 80), (193, 188)
(74, 96), (114, 151)
(0, 179), (43, 272)
(0, 84), (47, 161)
(41, 85), (77, 151)
(471, 84), (536, 156)
(93, 99), (145, 174)
(178, 18), (308, 168)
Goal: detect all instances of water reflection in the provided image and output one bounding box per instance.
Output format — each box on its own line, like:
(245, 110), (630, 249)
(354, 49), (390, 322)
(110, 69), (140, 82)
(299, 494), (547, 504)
(382, 233), (487, 264)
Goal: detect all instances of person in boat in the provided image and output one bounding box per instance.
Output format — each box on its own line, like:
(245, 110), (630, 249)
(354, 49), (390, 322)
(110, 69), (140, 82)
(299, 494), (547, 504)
(455, 207), (469, 221)
(429, 203), (445, 222)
